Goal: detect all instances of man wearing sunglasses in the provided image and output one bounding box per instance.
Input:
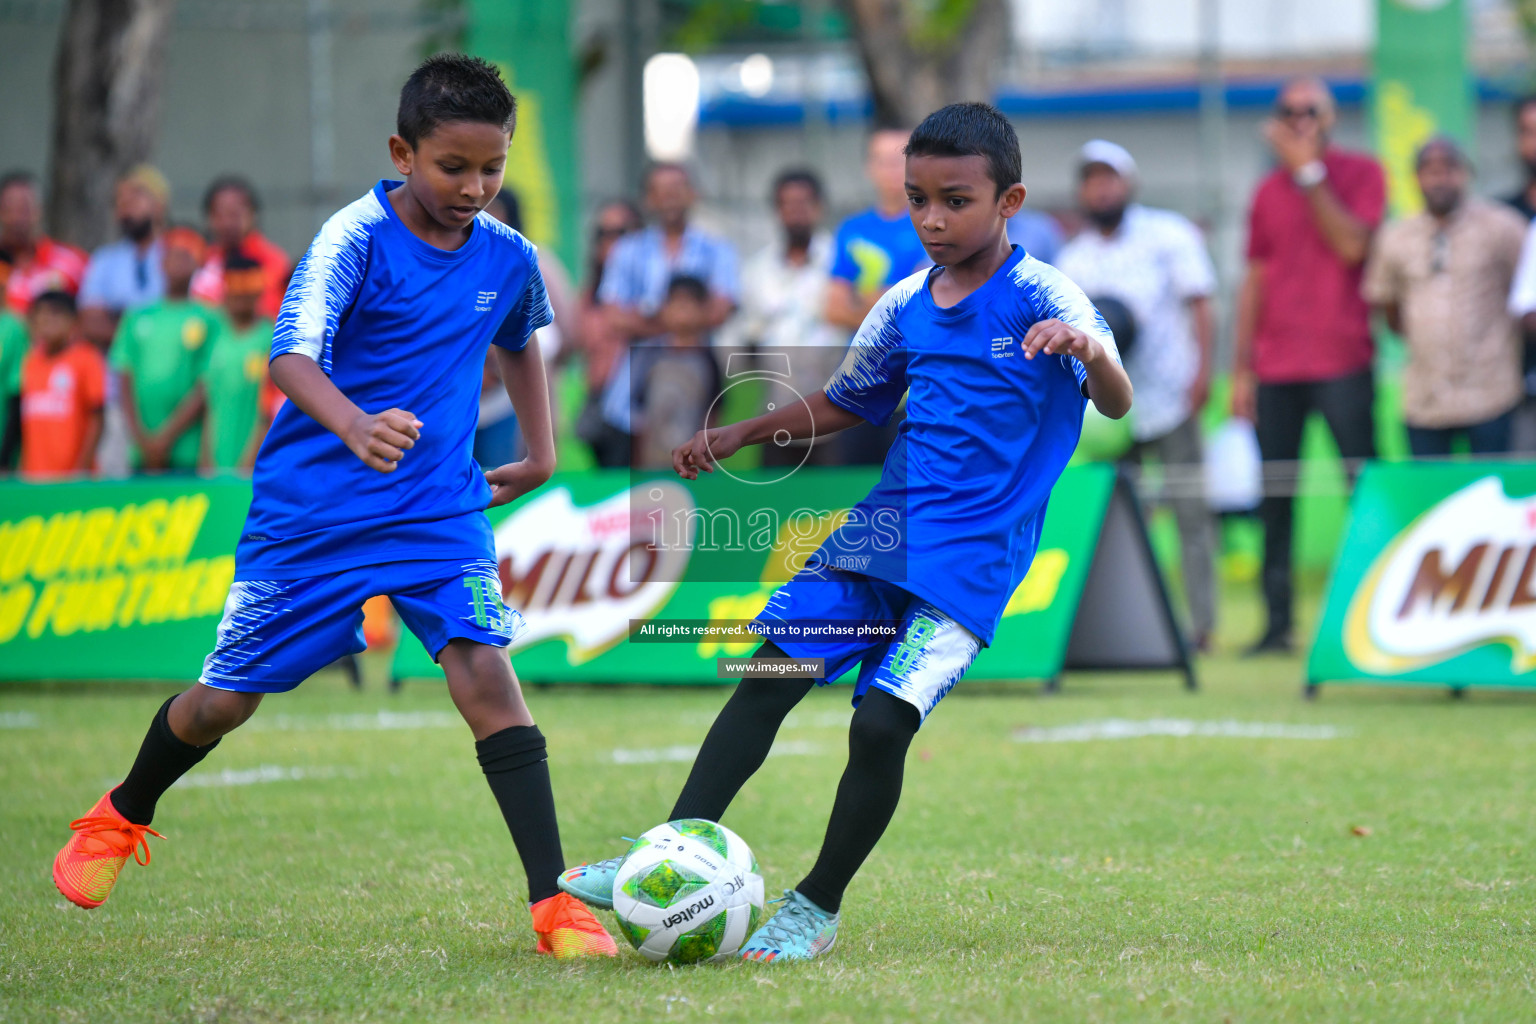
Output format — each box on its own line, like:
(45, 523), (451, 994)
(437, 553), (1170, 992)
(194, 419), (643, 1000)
(1231, 76), (1384, 656)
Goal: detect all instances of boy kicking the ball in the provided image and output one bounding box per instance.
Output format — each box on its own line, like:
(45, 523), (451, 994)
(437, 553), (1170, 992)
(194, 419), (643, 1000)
(52, 55), (615, 959)
(559, 103), (1133, 960)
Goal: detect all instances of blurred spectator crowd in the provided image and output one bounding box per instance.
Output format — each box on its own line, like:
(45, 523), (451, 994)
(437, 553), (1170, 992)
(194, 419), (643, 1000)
(4, 76), (1535, 654)
(1, 167), (287, 478)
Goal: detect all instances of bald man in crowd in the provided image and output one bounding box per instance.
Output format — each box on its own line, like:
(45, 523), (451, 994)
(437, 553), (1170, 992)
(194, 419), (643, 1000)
(1231, 77), (1385, 655)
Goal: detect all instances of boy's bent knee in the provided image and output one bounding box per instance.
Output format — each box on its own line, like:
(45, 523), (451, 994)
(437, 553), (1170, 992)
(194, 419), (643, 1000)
(441, 641), (518, 698)
(172, 685), (262, 744)
(440, 640), (530, 737)
(849, 691), (920, 753)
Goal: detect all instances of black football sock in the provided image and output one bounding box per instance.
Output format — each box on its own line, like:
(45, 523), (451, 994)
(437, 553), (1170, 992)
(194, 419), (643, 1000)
(796, 689), (920, 915)
(669, 643), (814, 823)
(109, 695), (220, 825)
(476, 725), (565, 904)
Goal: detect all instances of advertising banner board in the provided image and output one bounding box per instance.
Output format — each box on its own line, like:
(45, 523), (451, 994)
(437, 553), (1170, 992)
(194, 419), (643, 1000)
(1307, 462), (1536, 693)
(0, 478), (247, 680)
(1372, 0), (1472, 217)
(0, 466), (1190, 687)
(391, 465), (1193, 689)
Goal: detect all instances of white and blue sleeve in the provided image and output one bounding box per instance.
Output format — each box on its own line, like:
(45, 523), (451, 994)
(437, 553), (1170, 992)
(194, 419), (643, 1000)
(823, 271), (923, 426)
(493, 248), (555, 352)
(1016, 258), (1120, 397)
(271, 191), (383, 373)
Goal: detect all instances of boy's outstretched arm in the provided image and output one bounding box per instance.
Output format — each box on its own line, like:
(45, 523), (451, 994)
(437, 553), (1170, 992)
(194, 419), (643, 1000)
(673, 389), (865, 480)
(1021, 318), (1134, 420)
(269, 352), (421, 473)
(486, 334), (556, 507)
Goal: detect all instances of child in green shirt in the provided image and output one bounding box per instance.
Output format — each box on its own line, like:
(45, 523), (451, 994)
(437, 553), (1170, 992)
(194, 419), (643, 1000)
(200, 253), (274, 470)
(110, 227), (220, 471)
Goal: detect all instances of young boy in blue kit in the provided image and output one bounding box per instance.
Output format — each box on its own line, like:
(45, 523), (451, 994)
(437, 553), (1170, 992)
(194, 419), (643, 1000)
(558, 102), (1133, 960)
(52, 54), (616, 958)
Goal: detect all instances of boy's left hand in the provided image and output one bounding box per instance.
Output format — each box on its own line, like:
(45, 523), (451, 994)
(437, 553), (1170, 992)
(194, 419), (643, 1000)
(485, 457), (555, 508)
(1022, 319), (1103, 364)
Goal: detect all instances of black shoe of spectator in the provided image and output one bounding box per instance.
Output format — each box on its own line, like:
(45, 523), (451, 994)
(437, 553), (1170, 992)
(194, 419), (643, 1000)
(1243, 631), (1293, 657)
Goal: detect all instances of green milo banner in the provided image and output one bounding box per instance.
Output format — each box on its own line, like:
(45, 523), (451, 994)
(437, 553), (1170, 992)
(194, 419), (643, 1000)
(392, 465), (1122, 683)
(1308, 462), (1536, 692)
(0, 466), (1171, 685)
(1372, 0), (1472, 217)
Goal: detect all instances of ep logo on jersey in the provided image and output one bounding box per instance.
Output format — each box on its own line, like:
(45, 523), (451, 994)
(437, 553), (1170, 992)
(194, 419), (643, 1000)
(475, 290), (497, 312)
(990, 337), (1015, 359)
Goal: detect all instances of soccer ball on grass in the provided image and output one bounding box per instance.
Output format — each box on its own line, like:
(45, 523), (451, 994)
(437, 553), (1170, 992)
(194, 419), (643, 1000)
(611, 819), (765, 963)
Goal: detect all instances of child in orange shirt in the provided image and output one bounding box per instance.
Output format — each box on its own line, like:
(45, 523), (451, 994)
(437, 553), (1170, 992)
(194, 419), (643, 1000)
(20, 290), (105, 477)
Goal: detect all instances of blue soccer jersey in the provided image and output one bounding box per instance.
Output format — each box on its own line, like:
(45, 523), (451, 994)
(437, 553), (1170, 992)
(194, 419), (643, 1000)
(829, 207), (931, 292)
(815, 245), (1119, 645)
(236, 180), (552, 580)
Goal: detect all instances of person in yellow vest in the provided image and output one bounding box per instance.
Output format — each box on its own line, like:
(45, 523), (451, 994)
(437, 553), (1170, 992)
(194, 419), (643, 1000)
(200, 253), (274, 470)
(110, 227), (219, 472)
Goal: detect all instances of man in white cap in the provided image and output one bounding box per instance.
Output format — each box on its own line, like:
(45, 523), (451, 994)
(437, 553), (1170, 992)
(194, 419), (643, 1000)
(1055, 139), (1218, 650)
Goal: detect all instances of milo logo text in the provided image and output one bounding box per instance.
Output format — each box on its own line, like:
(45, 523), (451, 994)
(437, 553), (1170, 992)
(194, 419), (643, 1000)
(492, 484), (692, 664)
(1346, 477), (1536, 673)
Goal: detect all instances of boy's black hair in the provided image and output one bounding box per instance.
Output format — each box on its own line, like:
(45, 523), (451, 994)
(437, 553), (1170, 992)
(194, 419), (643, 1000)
(1516, 94), (1536, 123)
(772, 167), (823, 203)
(30, 290), (76, 317)
(224, 251), (263, 273)
(904, 102), (1021, 197)
(666, 274), (709, 304)
(397, 53), (516, 147)
(203, 174), (261, 214)
(0, 169), (36, 194)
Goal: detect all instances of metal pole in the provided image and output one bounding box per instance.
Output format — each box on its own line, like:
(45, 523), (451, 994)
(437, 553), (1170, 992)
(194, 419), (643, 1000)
(623, 0), (653, 189)
(307, 0), (336, 230)
(1196, 0), (1229, 342)
(803, 0), (828, 171)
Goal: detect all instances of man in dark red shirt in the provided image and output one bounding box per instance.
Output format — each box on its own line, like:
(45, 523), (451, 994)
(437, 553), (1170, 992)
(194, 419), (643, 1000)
(1231, 77), (1384, 654)
(0, 171), (88, 314)
(190, 176), (290, 318)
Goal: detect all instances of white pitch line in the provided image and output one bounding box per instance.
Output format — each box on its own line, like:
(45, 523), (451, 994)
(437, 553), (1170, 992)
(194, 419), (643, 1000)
(1012, 718), (1348, 744)
(679, 710), (852, 728)
(247, 711), (462, 732)
(608, 740), (823, 765)
(0, 711), (40, 729)
(172, 765), (354, 788)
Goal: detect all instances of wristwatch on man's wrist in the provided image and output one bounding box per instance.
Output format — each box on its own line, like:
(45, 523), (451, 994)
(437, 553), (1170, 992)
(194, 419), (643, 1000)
(1293, 160), (1328, 189)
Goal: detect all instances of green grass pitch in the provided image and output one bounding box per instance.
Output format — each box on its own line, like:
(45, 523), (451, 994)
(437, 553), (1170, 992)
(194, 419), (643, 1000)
(2, 652), (1532, 1023)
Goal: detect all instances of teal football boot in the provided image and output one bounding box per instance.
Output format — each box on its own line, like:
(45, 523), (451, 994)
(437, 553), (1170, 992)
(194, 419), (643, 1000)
(739, 889), (839, 962)
(556, 843), (631, 910)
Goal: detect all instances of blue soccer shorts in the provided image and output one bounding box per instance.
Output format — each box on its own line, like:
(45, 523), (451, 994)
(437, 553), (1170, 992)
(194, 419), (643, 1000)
(199, 558), (525, 693)
(751, 568), (982, 722)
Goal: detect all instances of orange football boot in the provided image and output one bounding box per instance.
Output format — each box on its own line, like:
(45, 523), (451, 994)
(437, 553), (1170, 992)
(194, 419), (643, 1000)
(530, 892), (618, 958)
(52, 790), (164, 910)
